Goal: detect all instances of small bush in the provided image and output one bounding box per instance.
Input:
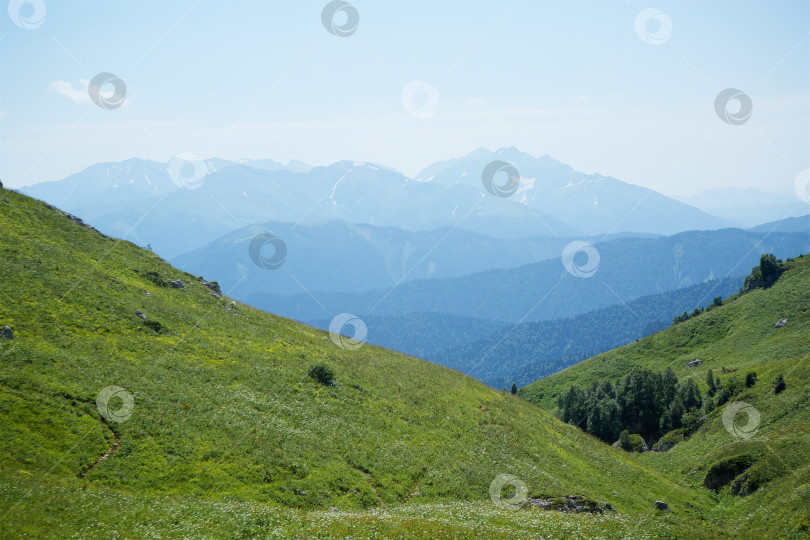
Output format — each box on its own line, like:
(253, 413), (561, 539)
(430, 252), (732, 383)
(139, 270), (170, 287)
(773, 374), (786, 394)
(309, 364), (335, 386)
(143, 320), (163, 333)
(745, 372), (757, 388)
(619, 430), (632, 451)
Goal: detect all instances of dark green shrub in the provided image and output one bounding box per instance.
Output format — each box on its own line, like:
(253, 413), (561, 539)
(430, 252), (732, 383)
(309, 364), (335, 386)
(139, 270), (170, 287)
(773, 374), (786, 394)
(143, 320), (163, 333)
(619, 430), (632, 451)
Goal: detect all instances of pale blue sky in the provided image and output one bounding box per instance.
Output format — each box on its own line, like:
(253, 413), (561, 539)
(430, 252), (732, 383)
(1, 0), (808, 197)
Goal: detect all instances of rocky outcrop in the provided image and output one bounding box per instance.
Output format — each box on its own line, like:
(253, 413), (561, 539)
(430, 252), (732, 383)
(774, 318), (787, 328)
(64, 213), (109, 239)
(200, 280), (222, 295)
(654, 500), (670, 512)
(170, 280), (186, 289)
(652, 438), (675, 452)
(704, 454), (757, 491)
(1, 326), (13, 339)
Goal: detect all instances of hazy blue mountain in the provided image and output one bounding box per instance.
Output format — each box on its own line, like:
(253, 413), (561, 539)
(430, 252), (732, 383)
(417, 147), (730, 235)
(748, 213), (810, 234)
(309, 312), (508, 360)
(249, 229), (810, 324)
(304, 276), (742, 388)
(427, 277), (743, 389)
(678, 187), (808, 228)
(22, 157), (580, 258)
(284, 159), (313, 173)
(21, 148), (732, 261)
(22, 158), (178, 209)
(172, 220), (655, 295)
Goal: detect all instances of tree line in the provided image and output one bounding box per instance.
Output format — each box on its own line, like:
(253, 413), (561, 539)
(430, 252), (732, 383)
(557, 368), (704, 444)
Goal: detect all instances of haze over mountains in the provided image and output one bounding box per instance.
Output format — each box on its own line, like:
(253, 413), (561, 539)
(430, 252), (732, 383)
(679, 187), (809, 228)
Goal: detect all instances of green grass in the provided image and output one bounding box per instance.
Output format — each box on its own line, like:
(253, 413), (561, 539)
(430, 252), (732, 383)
(0, 187), (805, 538)
(521, 253), (810, 539)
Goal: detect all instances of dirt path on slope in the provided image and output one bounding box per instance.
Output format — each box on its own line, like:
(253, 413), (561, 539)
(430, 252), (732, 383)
(80, 417), (119, 478)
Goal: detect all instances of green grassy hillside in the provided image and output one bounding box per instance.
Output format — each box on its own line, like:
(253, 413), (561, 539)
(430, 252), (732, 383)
(521, 253), (810, 538)
(0, 188), (727, 537)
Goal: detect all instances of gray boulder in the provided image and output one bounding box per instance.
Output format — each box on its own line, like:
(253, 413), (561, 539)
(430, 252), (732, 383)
(170, 280), (185, 289)
(654, 500), (670, 512)
(135, 311), (147, 319)
(653, 438), (675, 452)
(774, 318), (788, 328)
(200, 280), (222, 295)
(1, 326), (13, 339)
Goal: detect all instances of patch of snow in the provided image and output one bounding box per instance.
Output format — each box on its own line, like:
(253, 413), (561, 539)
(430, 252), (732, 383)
(515, 177), (535, 196)
(329, 170), (353, 206)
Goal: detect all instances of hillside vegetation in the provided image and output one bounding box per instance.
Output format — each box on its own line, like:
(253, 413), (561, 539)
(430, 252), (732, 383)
(521, 252), (810, 538)
(0, 188), (726, 537)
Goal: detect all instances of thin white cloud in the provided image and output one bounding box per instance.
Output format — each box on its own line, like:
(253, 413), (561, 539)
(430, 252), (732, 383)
(50, 79), (91, 105)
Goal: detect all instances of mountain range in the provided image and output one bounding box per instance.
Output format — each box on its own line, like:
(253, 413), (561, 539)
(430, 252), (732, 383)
(23, 148), (737, 260)
(249, 228), (810, 323)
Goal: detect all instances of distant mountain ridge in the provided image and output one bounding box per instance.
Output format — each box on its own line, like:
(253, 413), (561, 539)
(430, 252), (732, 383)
(23, 148), (730, 260)
(416, 147), (730, 235)
(306, 276), (743, 388)
(172, 220), (656, 295)
(679, 187), (809, 228)
(249, 228), (810, 324)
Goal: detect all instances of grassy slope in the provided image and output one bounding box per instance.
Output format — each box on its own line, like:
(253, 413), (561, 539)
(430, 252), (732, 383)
(521, 254), (810, 538)
(0, 188), (723, 537)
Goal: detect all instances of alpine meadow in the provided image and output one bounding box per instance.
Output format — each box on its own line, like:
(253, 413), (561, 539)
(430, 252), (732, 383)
(1, 1), (809, 539)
